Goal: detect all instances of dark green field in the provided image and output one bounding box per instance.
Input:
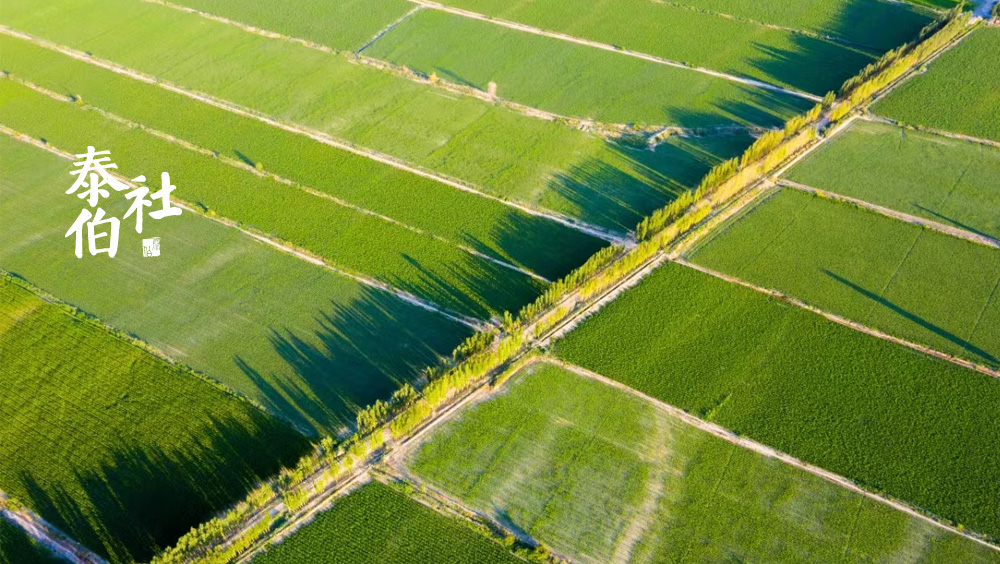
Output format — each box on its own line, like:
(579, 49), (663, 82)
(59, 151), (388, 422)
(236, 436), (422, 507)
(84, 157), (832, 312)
(554, 261), (1000, 539)
(0, 277), (309, 563)
(251, 481), (522, 564)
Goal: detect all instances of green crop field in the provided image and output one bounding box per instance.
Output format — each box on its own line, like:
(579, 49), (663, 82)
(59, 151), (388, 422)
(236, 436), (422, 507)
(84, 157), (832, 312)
(403, 0), (883, 95)
(0, 35), (606, 283)
(365, 9), (813, 126)
(0, 135), (470, 434)
(164, 0), (413, 51)
(0, 518), (65, 564)
(0, 0), (766, 232)
(554, 261), (1000, 539)
(409, 361), (999, 563)
(0, 277), (310, 563)
(785, 119), (1000, 241)
(873, 27), (1000, 143)
(0, 79), (546, 320)
(250, 481), (522, 564)
(670, 0), (935, 51)
(688, 188), (1000, 368)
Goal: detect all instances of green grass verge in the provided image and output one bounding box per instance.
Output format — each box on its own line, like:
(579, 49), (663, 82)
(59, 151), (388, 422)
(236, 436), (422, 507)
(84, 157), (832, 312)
(250, 481), (522, 564)
(409, 361), (1000, 563)
(404, 0), (881, 95)
(0, 277), (311, 563)
(670, 0), (935, 51)
(873, 27), (1000, 143)
(786, 119), (1000, 240)
(0, 0), (756, 232)
(0, 79), (546, 319)
(164, 0), (413, 51)
(0, 35), (606, 283)
(689, 188), (1000, 368)
(365, 9), (813, 126)
(0, 134), (470, 434)
(0, 518), (65, 564)
(553, 261), (1000, 539)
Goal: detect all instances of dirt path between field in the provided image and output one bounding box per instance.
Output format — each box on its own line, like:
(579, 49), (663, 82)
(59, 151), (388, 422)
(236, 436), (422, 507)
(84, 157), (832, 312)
(0, 125), (489, 331)
(544, 358), (1000, 554)
(406, 0), (822, 103)
(862, 113), (1000, 150)
(0, 26), (625, 246)
(779, 179), (1000, 249)
(1, 496), (109, 564)
(6, 74), (551, 284)
(672, 258), (1000, 380)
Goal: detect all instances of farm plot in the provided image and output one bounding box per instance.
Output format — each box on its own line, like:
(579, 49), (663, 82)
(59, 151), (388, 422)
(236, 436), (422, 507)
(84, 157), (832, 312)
(553, 261), (1000, 539)
(669, 0), (933, 52)
(785, 119), (1000, 241)
(407, 361), (999, 564)
(0, 35), (605, 282)
(0, 135), (470, 434)
(397, 0), (879, 95)
(689, 188), (1000, 368)
(163, 0), (413, 51)
(0, 0), (770, 232)
(0, 518), (64, 564)
(0, 277), (310, 563)
(873, 27), (1000, 143)
(0, 79), (545, 320)
(360, 9), (814, 127)
(249, 481), (521, 564)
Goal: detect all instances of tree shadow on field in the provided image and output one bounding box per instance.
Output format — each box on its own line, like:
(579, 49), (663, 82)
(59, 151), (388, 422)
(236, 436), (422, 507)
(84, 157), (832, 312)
(236, 285), (471, 436)
(823, 269), (997, 365)
(461, 210), (609, 282)
(911, 203), (997, 241)
(545, 114), (757, 232)
(745, 0), (932, 96)
(12, 415), (309, 564)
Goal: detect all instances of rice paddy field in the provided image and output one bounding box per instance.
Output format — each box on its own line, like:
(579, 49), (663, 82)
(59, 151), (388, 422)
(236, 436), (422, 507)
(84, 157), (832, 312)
(554, 261), (1000, 539)
(784, 119), (1000, 241)
(250, 481), (522, 564)
(407, 360), (999, 564)
(688, 188), (1000, 368)
(0, 135), (470, 434)
(0, 0), (772, 232)
(873, 26), (1000, 143)
(0, 34), (606, 282)
(0, 276), (310, 563)
(406, 0), (920, 95)
(363, 9), (814, 126)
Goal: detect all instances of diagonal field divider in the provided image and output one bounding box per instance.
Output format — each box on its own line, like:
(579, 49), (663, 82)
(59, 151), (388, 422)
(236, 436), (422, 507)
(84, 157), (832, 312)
(544, 357), (1000, 554)
(672, 257), (1000, 380)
